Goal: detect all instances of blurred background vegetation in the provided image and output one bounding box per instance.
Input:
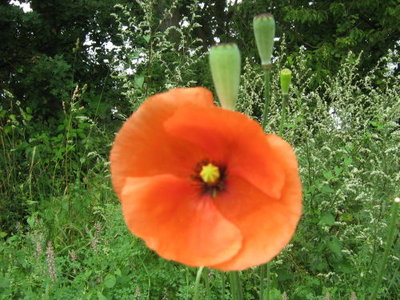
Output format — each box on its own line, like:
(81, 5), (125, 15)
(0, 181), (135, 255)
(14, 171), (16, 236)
(0, 0), (399, 299)
(1, 0), (399, 123)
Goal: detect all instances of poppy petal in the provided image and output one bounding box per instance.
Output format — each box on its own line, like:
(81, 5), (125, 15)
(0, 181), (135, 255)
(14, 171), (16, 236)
(264, 134), (303, 210)
(120, 174), (243, 267)
(111, 87), (214, 197)
(164, 105), (285, 199)
(211, 136), (302, 271)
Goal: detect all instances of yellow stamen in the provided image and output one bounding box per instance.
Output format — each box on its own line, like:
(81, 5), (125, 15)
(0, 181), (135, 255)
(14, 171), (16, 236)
(200, 163), (220, 184)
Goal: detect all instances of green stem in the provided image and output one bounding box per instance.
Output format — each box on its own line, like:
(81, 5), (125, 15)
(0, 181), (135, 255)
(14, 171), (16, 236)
(279, 94), (288, 136)
(259, 263), (271, 300)
(229, 271), (244, 300)
(193, 267), (204, 300)
(261, 65), (272, 130)
(221, 272), (226, 299)
(203, 267), (211, 299)
(370, 199), (399, 300)
(304, 136), (313, 188)
(28, 146), (37, 201)
(266, 264), (271, 300)
(259, 264), (265, 300)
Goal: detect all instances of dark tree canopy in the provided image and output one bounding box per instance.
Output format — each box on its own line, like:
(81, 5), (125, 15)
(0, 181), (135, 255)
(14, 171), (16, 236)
(0, 0), (398, 120)
(0, 0), (123, 120)
(190, 0), (400, 79)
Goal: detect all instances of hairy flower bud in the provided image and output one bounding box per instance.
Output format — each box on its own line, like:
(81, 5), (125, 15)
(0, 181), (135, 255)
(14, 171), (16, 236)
(209, 44), (241, 110)
(280, 69), (292, 95)
(253, 14), (275, 68)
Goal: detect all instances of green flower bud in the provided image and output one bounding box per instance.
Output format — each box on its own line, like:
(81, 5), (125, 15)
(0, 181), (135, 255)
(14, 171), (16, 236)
(280, 68), (292, 95)
(209, 43), (241, 110)
(253, 14), (275, 68)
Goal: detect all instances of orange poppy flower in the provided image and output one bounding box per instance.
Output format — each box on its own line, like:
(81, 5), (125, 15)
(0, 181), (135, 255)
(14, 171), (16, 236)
(110, 87), (302, 271)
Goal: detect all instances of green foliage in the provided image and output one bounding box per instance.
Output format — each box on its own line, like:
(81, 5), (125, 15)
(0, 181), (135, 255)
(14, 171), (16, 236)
(0, 85), (111, 233)
(281, 0), (400, 83)
(0, 0), (125, 123)
(0, 204), (206, 299)
(221, 0), (400, 87)
(1, 47), (399, 298)
(111, 0), (210, 114)
(1, 0), (399, 299)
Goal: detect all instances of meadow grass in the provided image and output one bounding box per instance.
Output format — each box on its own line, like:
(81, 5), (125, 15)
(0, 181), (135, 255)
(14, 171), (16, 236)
(1, 49), (399, 299)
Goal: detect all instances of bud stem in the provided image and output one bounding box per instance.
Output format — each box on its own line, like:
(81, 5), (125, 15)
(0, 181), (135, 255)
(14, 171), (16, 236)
(229, 271), (244, 300)
(279, 94), (289, 136)
(193, 266), (204, 300)
(261, 67), (272, 129)
(259, 263), (271, 300)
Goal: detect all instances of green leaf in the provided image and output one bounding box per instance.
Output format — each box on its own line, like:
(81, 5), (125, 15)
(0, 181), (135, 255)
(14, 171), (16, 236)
(327, 237), (342, 256)
(344, 157), (353, 167)
(134, 75), (145, 89)
(334, 166), (343, 176)
(319, 213), (335, 226)
(114, 268), (122, 277)
(83, 270), (92, 280)
(27, 215), (35, 227)
(323, 170), (333, 180)
(0, 278), (10, 289)
(97, 291), (107, 300)
(370, 121), (384, 130)
(320, 184), (335, 194)
(104, 274), (116, 289)
(340, 213), (353, 222)
(268, 288), (283, 300)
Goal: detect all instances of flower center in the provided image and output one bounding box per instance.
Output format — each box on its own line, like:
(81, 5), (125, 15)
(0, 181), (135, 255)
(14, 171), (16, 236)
(200, 163), (220, 184)
(192, 160), (227, 198)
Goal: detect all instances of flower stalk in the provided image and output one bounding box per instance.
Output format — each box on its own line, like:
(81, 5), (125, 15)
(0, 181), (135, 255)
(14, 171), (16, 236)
(259, 263), (271, 300)
(279, 69), (292, 135)
(229, 271), (244, 300)
(193, 266), (204, 300)
(279, 93), (288, 136)
(261, 68), (272, 129)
